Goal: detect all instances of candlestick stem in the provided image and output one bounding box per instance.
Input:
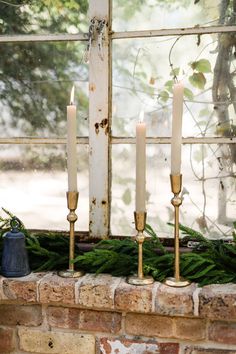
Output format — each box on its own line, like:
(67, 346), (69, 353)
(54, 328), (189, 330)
(127, 212), (154, 286)
(58, 192), (84, 278)
(164, 175), (190, 287)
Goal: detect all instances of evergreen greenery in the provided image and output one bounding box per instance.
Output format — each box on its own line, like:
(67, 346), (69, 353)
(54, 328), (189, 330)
(0, 209), (236, 286)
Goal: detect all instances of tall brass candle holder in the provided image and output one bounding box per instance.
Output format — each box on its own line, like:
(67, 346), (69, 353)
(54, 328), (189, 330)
(164, 174), (190, 287)
(59, 191), (84, 278)
(127, 211), (154, 285)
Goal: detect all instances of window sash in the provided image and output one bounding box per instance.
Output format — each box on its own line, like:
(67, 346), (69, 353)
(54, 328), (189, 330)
(0, 0), (235, 237)
(0, 137), (235, 145)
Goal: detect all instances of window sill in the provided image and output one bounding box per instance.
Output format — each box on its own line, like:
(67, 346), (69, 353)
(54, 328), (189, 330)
(1, 272), (236, 353)
(0, 272), (236, 320)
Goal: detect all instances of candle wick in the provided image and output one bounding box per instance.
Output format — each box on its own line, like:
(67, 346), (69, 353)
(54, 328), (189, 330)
(139, 110), (145, 123)
(70, 85), (75, 105)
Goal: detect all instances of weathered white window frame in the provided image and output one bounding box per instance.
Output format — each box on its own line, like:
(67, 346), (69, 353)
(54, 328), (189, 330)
(0, 0), (235, 238)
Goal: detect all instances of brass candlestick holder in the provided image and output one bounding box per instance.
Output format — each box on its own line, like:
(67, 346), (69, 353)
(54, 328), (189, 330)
(127, 211), (154, 285)
(59, 191), (84, 278)
(164, 174), (190, 287)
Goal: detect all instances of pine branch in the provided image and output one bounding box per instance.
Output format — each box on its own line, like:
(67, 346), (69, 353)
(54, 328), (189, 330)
(1, 211), (236, 286)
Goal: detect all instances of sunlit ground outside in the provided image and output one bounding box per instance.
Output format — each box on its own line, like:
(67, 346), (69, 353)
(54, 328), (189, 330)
(0, 144), (89, 231)
(0, 170), (89, 231)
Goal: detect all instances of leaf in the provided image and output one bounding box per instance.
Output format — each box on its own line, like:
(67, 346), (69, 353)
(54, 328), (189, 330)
(164, 80), (174, 92)
(189, 72), (206, 89)
(183, 259), (212, 276)
(159, 90), (169, 102)
(145, 223), (167, 254)
(193, 146), (207, 162)
(199, 108), (210, 117)
(184, 88), (194, 100)
(122, 188), (132, 205)
(170, 67), (180, 77)
(188, 264), (216, 279)
(135, 71), (147, 79)
(190, 59), (212, 73)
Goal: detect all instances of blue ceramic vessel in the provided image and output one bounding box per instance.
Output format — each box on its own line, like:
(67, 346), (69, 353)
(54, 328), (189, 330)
(1, 217), (30, 277)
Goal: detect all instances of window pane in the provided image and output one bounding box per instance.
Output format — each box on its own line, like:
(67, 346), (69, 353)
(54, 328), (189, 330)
(111, 144), (236, 238)
(0, 144), (89, 230)
(0, 1), (88, 35)
(0, 42), (88, 137)
(113, 0), (234, 31)
(112, 35), (236, 138)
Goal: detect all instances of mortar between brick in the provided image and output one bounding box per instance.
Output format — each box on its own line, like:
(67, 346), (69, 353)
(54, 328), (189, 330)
(193, 286), (201, 317)
(0, 277), (4, 300)
(74, 274), (89, 305)
(151, 281), (161, 313)
(36, 273), (52, 303)
(1, 273), (236, 354)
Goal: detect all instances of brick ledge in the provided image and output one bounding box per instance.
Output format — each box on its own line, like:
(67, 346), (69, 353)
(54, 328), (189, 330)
(0, 272), (236, 320)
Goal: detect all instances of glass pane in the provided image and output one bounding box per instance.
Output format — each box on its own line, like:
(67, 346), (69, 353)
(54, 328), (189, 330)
(113, 0), (234, 31)
(0, 42), (88, 137)
(0, 1), (88, 35)
(0, 144), (89, 230)
(111, 144), (236, 239)
(112, 35), (236, 138)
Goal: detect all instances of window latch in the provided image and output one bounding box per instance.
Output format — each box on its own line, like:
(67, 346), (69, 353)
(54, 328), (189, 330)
(84, 17), (96, 62)
(96, 19), (106, 61)
(84, 18), (107, 62)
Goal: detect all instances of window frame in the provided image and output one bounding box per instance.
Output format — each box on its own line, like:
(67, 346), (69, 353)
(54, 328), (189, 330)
(0, 0), (235, 238)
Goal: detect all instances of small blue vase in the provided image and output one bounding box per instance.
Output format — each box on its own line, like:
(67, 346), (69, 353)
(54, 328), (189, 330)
(1, 217), (30, 277)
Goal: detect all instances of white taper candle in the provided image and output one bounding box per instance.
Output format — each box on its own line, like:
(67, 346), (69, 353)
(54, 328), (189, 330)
(171, 82), (184, 175)
(67, 86), (78, 192)
(136, 111), (146, 212)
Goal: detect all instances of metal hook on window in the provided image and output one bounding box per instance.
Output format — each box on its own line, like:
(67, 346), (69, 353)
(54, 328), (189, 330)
(97, 19), (106, 61)
(83, 17), (96, 63)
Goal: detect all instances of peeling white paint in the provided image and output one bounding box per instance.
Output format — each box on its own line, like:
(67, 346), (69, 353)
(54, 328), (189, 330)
(89, 0), (110, 238)
(100, 339), (160, 354)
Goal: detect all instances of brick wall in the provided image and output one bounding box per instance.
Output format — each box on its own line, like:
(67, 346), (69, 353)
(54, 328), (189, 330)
(0, 272), (236, 354)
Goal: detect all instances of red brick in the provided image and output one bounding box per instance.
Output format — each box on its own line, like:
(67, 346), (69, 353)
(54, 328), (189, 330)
(208, 321), (236, 345)
(2, 272), (45, 302)
(48, 306), (122, 334)
(114, 279), (153, 313)
(77, 274), (120, 310)
(199, 284), (236, 320)
(79, 310), (121, 333)
(0, 327), (15, 353)
(184, 347), (236, 354)
(125, 313), (174, 338)
(159, 343), (179, 354)
(47, 306), (80, 329)
(0, 304), (42, 326)
(174, 317), (206, 341)
(39, 272), (77, 305)
(155, 283), (195, 316)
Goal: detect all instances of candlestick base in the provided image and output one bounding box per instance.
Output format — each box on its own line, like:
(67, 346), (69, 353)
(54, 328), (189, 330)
(58, 269), (84, 278)
(126, 211), (154, 286)
(58, 191), (85, 279)
(164, 277), (191, 288)
(164, 175), (191, 288)
(127, 274), (154, 286)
